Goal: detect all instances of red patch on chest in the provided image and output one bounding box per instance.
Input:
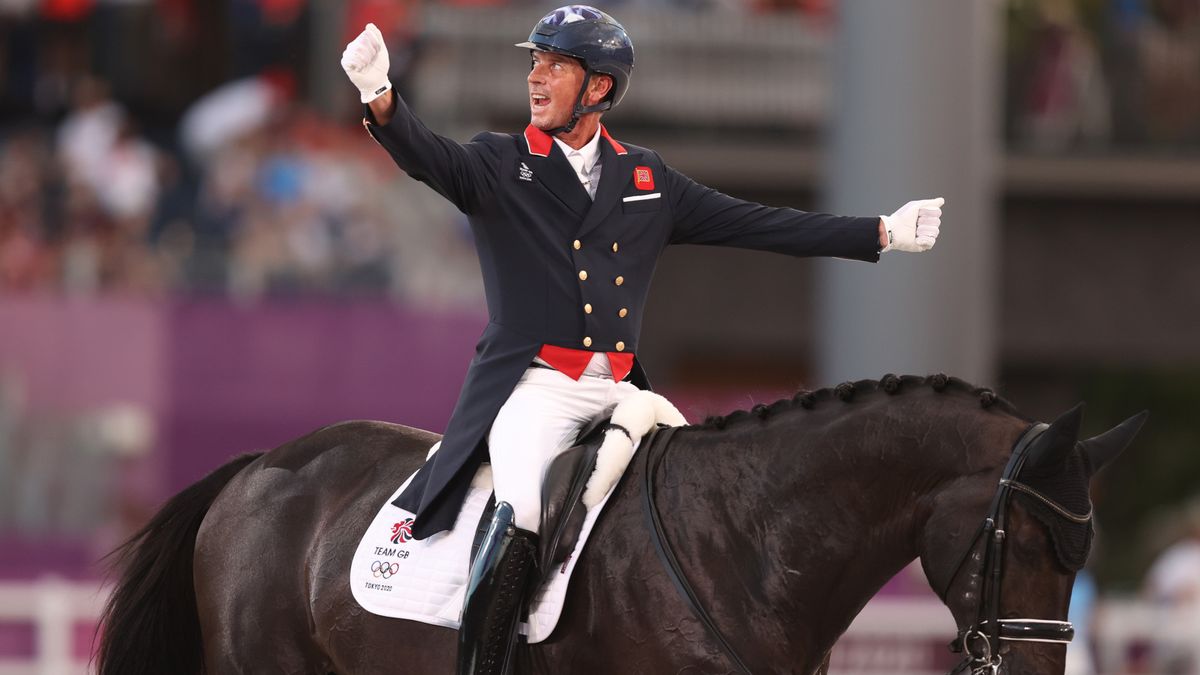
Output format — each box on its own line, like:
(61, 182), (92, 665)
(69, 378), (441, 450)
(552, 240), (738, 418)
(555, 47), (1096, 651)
(634, 166), (654, 191)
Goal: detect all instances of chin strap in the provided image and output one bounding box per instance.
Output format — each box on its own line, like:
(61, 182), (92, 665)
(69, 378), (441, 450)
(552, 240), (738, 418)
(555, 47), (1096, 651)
(544, 70), (612, 135)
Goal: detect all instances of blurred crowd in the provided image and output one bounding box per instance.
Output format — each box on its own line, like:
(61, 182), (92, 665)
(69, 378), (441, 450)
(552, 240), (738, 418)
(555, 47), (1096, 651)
(0, 0), (485, 304)
(1, 0), (1199, 297)
(1006, 0), (1200, 150)
(0, 73), (486, 304)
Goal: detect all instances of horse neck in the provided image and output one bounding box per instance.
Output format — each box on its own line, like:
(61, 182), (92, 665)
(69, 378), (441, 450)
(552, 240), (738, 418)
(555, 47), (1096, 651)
(665, 388), (1023, 667)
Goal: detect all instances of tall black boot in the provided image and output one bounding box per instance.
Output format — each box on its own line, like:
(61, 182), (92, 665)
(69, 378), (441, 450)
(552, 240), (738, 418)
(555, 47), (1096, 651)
(457, 501), (539, 675)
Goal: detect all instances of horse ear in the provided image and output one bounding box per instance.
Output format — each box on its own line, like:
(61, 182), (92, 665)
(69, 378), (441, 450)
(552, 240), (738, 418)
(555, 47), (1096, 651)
(1079, 410), (1148, 476)
(1026, 403), (1085, 470)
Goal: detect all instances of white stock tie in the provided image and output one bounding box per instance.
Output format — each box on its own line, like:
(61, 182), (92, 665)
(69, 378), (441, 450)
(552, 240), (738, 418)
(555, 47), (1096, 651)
(567, 150), (600, 200)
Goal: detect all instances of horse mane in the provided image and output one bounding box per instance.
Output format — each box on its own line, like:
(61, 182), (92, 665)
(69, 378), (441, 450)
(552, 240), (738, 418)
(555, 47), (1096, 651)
(699, 373), (1026, 430)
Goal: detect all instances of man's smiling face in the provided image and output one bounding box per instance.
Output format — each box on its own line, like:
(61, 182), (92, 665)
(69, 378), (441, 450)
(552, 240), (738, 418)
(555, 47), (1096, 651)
(527, 50), (586, 131)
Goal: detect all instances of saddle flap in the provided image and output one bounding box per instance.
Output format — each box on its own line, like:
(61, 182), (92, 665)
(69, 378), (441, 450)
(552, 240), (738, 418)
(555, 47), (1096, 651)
(538, 422), (608, 577)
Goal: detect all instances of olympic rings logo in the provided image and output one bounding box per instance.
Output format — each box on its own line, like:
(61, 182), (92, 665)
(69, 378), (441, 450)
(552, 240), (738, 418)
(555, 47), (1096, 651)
(371, 560), (400, 579)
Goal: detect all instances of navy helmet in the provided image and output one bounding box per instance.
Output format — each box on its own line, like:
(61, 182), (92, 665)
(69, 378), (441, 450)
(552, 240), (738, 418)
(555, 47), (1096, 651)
(516, 5), (634, 131)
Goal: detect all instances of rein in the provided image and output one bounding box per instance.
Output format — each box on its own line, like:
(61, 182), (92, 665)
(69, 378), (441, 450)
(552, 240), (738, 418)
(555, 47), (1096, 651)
(641, 425), (755, 675)
(943, 423), (1084, 674)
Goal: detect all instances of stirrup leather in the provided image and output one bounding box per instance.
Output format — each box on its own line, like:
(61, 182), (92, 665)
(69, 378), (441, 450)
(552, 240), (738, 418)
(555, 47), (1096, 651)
(457, 502), (539, 675)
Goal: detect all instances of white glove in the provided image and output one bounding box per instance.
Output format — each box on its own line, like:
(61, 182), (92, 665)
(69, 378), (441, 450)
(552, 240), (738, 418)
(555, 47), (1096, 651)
(881, 197), (943, 253)
(341, 23), (392, 104)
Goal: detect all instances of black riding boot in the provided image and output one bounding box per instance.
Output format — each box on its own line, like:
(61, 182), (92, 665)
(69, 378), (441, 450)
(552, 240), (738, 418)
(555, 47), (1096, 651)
(457, 501), (539, 675)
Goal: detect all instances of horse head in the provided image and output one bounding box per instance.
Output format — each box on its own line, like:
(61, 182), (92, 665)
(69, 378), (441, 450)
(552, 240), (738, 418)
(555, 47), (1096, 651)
(920, 405), (1147, 674)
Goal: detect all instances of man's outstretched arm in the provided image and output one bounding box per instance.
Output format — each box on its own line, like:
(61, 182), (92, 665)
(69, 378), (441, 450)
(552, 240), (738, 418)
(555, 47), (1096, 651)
(342, 23), (497, 214)
(665, 162), (941, 259)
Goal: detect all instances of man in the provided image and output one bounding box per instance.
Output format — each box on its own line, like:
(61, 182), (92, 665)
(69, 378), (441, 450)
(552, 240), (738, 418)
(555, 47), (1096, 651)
(341, 7), (941, 674)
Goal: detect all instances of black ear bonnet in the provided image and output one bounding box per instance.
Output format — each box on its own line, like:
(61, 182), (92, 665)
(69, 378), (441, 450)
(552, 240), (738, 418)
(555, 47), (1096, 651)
(1015, 448), (1094, 571)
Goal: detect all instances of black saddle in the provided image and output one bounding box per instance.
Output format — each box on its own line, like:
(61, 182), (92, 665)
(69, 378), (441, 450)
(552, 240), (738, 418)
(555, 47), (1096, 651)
(471, 417), (658, 583)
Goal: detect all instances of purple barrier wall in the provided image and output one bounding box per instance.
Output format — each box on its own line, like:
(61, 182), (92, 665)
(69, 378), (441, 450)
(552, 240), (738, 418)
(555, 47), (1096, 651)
(164, 299), (483, 490)
(0, 296), (485, 578)
(0, 296), (167, 416)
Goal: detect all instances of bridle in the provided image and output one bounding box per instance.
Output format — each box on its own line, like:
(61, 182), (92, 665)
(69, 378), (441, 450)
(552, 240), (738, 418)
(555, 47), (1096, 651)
(642, 422), (1089, 675)
(941, 422), (1089, 674)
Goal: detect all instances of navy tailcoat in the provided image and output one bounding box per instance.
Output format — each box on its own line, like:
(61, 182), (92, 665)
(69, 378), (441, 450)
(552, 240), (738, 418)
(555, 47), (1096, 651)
(365, 97), (881, 539)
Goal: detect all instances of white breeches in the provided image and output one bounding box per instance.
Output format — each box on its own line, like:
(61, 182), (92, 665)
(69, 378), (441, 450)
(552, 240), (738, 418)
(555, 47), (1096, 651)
(488, 355), (638, 533)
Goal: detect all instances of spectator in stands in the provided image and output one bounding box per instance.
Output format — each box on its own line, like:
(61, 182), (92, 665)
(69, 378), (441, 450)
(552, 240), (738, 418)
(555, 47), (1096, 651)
(1146, 499), (1200, 605)
(1143, 498), (1200, 674)
(1008, 0), (1112, 149)
(0, 129), (53, 290)
(1136, 0), (1200, 143)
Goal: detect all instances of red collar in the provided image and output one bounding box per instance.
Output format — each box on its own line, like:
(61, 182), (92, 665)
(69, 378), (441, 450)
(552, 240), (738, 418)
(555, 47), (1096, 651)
(523, 124), (626, 158)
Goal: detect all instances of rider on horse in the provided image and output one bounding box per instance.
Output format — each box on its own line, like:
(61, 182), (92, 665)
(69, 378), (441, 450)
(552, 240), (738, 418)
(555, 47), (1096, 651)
(341, 7), (943, 674)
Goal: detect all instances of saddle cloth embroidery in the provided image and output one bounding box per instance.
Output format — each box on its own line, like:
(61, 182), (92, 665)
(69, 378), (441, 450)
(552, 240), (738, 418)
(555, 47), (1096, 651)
(348, 461), (620, 642)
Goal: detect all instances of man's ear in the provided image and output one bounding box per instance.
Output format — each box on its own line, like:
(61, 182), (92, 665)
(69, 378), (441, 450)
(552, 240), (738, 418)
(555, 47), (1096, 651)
(587, 74), (613, 106)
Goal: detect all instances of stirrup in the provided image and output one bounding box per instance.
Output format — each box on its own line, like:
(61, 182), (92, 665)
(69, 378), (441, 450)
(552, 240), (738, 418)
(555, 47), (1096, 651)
(457, 502), (539, 675)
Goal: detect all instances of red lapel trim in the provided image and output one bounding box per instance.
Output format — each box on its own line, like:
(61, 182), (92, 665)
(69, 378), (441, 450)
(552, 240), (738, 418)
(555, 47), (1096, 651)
(524, 124), (627, 157)
(599, 125), (627, 155)
(524, 125), (552, 157)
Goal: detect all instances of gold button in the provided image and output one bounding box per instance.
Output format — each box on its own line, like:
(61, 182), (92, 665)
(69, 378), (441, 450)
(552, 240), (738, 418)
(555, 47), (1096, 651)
(578, 270), (588, 281)
(614, 275), (624, 286)
(615, 341), (625, 352)
(583, 337), (593, 347)
(584, 303), (593, 314)
(612, 242), (619, 253)
(618, 308), (628, 318)
(573, 240), (581, 250)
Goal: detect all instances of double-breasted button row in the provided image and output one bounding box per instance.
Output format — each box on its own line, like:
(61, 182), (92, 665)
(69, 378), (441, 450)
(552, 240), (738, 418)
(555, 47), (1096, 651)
(579, 338), (625, 350)
(570, 240), (620, 252)
(581, 305), (628, 317)
(574, 238), (627, 350)
(581, 272), (626, 285)
(579, 271), (626, 285)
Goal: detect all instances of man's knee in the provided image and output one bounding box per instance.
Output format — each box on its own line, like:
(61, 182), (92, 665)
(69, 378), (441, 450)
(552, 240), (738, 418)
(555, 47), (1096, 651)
(504, 492), (543, 533)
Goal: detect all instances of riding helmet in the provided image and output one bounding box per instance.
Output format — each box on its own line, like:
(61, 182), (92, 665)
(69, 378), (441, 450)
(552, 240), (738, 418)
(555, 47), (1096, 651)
(516, 5), (634, 128)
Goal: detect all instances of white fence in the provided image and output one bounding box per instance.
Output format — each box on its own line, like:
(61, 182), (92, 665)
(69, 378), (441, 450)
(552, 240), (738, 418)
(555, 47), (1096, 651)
(1, 580), (1197, 675)
(0, 580), (107, 675)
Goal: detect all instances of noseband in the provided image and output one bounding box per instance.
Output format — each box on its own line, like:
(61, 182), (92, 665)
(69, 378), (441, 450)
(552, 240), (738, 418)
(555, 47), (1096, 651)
(942, 423), (1088, 674)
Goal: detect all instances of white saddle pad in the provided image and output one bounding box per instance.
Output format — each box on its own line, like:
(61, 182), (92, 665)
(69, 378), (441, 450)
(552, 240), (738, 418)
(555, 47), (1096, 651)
(349, 461), (619, 643)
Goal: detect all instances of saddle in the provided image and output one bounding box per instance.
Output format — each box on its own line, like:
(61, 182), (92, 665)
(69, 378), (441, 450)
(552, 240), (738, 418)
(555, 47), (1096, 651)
(471, 417), (655, 582)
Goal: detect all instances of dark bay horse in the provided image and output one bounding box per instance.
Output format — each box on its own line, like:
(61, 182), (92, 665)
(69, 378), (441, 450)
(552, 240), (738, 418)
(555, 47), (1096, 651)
(96, 375), (1145, 674)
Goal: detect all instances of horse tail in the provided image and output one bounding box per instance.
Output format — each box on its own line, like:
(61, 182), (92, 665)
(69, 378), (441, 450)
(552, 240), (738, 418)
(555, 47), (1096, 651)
(95, 452), (262, 675)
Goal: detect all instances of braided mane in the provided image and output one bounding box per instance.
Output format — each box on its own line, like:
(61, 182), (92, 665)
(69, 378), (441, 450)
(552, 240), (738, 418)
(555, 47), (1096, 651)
(699, 373), (1023, 430)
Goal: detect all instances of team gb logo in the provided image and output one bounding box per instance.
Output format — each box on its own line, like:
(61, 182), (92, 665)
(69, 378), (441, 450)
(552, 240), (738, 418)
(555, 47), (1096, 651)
(391, 519), (414, 544)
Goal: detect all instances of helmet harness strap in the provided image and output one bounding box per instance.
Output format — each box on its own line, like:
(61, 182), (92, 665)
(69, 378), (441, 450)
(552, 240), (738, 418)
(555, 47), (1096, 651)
(545, 68), (613, 136)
